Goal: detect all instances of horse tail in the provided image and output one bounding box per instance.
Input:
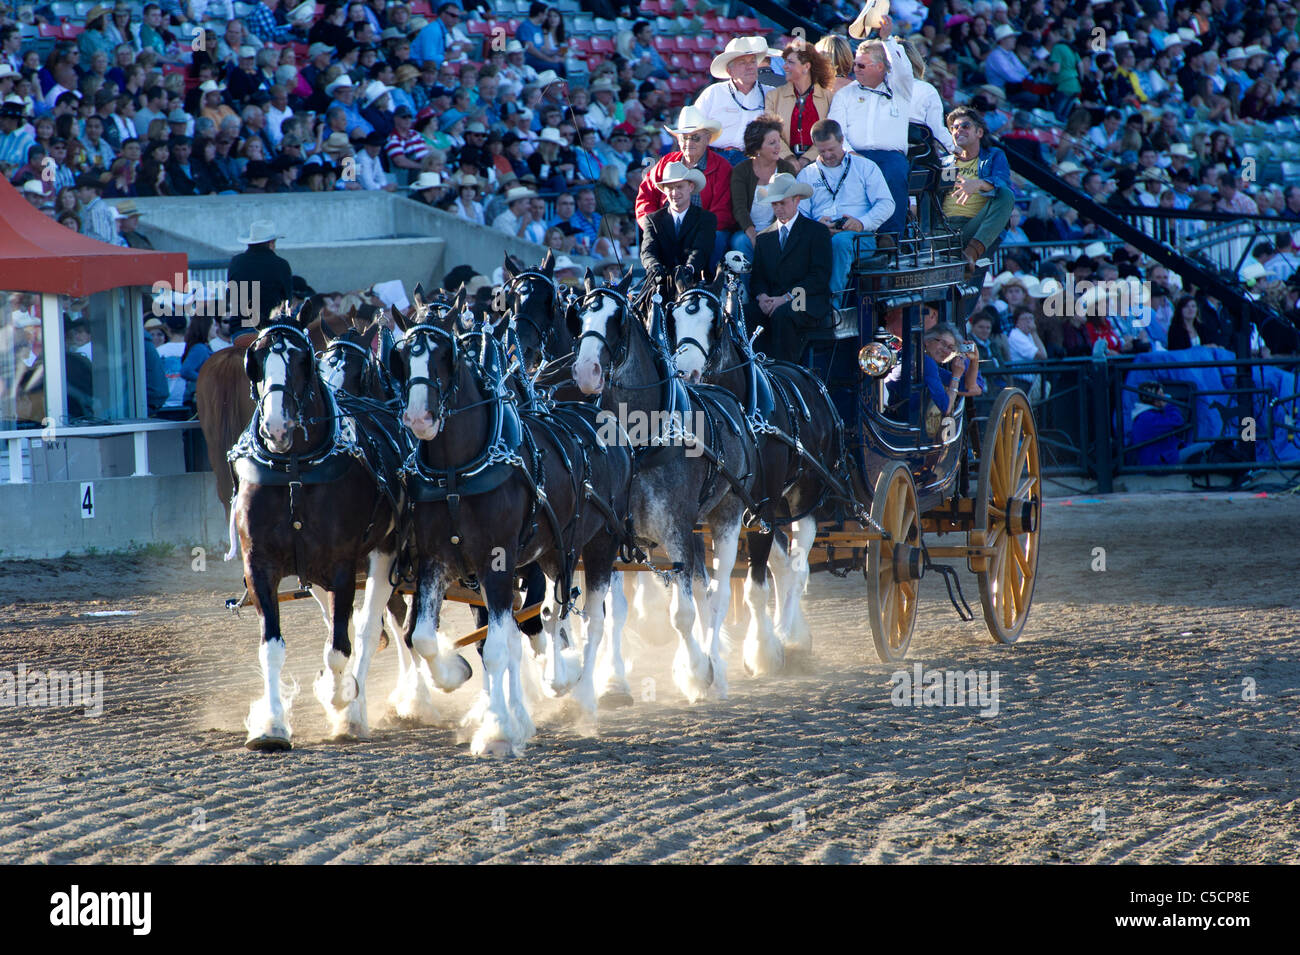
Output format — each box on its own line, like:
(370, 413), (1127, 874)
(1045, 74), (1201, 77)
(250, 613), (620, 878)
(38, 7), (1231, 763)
(195, 344), (256, 516)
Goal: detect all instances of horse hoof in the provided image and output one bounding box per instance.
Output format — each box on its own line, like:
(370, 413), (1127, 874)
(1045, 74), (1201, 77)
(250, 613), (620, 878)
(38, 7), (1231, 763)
(246, 734), (292, 752)
(481, 739), (513, 758)
(599, 689), (635, 709)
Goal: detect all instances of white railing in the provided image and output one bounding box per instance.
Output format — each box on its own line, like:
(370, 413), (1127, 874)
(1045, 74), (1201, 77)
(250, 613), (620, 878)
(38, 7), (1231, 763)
(0, 419), (201, 485)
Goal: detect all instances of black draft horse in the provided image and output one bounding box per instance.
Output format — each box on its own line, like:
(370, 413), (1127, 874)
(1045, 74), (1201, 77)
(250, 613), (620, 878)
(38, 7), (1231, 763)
(234, 303), (404, 750)
(389, 292), (632, 755)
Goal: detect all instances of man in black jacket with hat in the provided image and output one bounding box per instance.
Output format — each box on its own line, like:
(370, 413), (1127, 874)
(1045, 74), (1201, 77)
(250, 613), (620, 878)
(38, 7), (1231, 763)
(639, 160), (717, 291)
(227, 220), (294, 327)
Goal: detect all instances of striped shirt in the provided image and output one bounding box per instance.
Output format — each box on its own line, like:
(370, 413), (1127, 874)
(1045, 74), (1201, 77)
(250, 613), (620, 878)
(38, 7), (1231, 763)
(0, 128), (35, 166)
(386, 129), (429, 164)
(80, 196), (118, 245)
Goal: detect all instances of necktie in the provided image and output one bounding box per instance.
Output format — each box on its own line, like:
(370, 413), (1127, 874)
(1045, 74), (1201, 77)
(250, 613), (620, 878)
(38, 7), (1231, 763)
(779, 224), (789, 249)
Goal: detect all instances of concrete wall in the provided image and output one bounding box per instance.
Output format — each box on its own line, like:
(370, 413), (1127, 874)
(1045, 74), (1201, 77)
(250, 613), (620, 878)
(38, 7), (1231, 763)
(132, 192), (550, 294)
(0, 473), (229, 559)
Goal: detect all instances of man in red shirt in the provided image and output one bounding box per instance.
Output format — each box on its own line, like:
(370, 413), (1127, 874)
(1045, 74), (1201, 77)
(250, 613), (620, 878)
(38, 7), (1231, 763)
(635, 104), (734, 271)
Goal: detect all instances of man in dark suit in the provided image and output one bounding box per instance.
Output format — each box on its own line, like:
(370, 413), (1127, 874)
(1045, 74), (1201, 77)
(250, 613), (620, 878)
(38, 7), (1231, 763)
(748, 172), (833, 362)
(228, 220), (294, 328)
(639, 160), (718, 292)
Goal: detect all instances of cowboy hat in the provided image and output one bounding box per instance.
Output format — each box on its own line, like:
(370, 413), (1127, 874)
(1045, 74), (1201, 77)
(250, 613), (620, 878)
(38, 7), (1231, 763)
(308, 42), (335, 58)
(1168, 143), (1193, 157)
(537, 126), (566, 145)
(456, 173), (481, 188)
(1225, 47), (1247, 61)
(656, 160), (706, 192)
(237, 220), (283, 245)
(504, 185), (538, 203)
(664, 104), (722, 142)
(1110, 31), (1133, 47)
(505, 40), (524, 54)
(84, 4), (108, 22)
(993, 24), (1019, 42)
(361, 80), (391, 108)
(589, 77), (618, 94)
(1139, 167), (1171, 183)
(379, 27), (406, 41)
(114, 199), (144, 217)
(755, 172), (813, 203)
(20, 179), (45, 196)
(288, 0), (315, 24)
(552, 255), (581, 274)
(1083, 240), (1110, 258)
(395, 64), (420, 84)
(531, 69), (561, 87)
(848, 0), (890, 40)
(199, 79), (226, 94)
(325, 74), (354, 95)
(408, 171), (445, 190)
(709, 36), (782, 79)
(322, 131), (353, 153)
(238, 45), (257, 59)
(1056, 160), (1085, 176)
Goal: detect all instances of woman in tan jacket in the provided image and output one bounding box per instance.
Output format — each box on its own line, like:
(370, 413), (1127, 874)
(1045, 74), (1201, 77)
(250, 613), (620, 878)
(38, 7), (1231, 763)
(729, 113), (797, 257)
(764, 43), (836, 172)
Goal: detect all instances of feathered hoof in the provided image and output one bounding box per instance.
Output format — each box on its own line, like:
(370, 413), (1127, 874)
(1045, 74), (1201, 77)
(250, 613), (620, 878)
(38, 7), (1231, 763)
(246, 733), (292, 752)
(599, 688), (635, 709)
(479, 739), (515, 758)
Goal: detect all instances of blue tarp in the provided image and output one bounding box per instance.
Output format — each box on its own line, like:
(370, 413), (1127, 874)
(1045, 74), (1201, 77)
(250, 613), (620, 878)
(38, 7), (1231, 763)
(1120, 347), (1300, 463)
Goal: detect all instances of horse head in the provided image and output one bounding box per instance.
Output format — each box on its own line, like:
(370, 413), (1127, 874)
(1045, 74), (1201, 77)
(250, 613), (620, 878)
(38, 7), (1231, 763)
(393, 287), (465, 442)
(669, 268), (725, 385)
(572, 268), (636, 396)
(319, 313), (382, 399)
(244, 300), (322, 454)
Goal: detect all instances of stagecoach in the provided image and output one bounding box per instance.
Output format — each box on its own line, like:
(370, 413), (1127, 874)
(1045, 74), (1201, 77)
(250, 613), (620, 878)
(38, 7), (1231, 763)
(229, 231), (1042, 695)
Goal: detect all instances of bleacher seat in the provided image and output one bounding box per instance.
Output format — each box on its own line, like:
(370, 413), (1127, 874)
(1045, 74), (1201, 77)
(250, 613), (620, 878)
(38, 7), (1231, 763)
(590, 36), (615, 54)
(467, 20), (490, 35)
(409, 0), (433, 15)
(554, 0), (581, 12)
(690, 53), (711, 73)
(640, 0), (665, 14)
(38, 22), (62, 38)
(652, 36), (674, 52)
(689, 35), (715, 52)
(570, 36), (593, 53)
(700, 14), (720, 31)
(51, 2), (76, 17)
(570, 14), (594, 34)
(716, 17), (741, 32)
(667, 52), (690, 70)
(1281, 161), (1300, 180)
(735, 15), (760, 31)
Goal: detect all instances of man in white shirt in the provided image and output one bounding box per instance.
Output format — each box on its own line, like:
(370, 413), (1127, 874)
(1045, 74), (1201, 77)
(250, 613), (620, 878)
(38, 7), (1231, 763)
(796, 119), (894, 306)
(827, 16), (913, 242)
(492, 185), (540, 239)
(694, 36), (782, 164)
(355, 131), (394, 190)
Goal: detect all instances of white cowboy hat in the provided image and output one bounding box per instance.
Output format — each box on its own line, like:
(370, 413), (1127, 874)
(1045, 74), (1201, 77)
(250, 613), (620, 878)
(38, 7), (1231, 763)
(553, 255), (581, 274)
(848, 0), (890, 40)
(20, 179), (45, 196)
(505, 40), (524, 54)
(238, 45), (257, 59)
(756, 172), (813, 203)
(993, 24), (1019, 42)
(656, 160), (706, 192)
(325, 74), (354, 95)
(288, 1), (315, 25)
(1176, 27), (1197, 43)
(589, 77), (618, 94)
(1022, 276), (1044, 298)
(362, 80), (391, 108)
(408, 171), (445, 190)
(1084, 240), (1110, 258)
(1056, 160), (1085, 176)
(1241, 260), (1268, 283)
(0, 64), (18, 80)
(709, 36), (782, 79)
(1110, 31), (1133, 47)
(532, 69), (561, 87)
(199, 79), (226, 94)
(1243, 44), (1268, 58)
(1168, 142), (1193, 157)
(664, 104), (722, 142)
(503, 185), (538, 203)
(1225, 47), (1247, 61)
(537, 126), (565, 145)
(238, 220), (283, 245)
(1037, 277), (1064, 299)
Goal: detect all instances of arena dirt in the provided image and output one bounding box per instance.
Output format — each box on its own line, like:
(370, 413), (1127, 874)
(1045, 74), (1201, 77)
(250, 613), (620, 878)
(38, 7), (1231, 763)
(1, 492), (1297, 863)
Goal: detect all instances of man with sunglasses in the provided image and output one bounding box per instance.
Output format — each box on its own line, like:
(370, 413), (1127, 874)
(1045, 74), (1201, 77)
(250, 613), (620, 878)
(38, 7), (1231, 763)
(827, 13), (912, 244)
(940, 106), (1012, 274)
(411, 2), (464, 68)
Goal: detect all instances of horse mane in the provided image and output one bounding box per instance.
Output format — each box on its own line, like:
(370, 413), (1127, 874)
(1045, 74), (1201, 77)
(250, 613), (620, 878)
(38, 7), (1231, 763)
(195, 342), (257, 515)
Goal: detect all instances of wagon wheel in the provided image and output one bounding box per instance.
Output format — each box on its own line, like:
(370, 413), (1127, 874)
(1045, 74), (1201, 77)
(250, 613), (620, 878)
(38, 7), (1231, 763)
(972, 388), (1042, 644)
(865, 461), (923, 663)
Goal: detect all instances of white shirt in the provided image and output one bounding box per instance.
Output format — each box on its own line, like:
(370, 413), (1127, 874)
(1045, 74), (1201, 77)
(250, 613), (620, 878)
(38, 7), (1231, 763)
(796, 153), (895, 231)
(693, 79), (771, 151)
(266, 104), (293, 146)
(493, 208), (524, 235)
(826, 40), (913, 154)
(909, 78), (955, 153)
(1007, 326), (1040, 362)
(672, 209), (686, 231)
(355, 149), (388, 190)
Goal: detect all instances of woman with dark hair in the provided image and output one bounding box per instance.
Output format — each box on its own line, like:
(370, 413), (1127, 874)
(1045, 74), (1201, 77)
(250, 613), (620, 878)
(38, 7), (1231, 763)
(729, 113), (797, 258)
(1166, 296), (1203, 351)
(136, 156), (171, 196)
(1207, 130), (1241, 169)
(78, 6), (118, 60)
(103, 157), (139, 197)
(180, 312), (215, 405)
(1241, 80), (1279, 121)
(192, 136), (237, 194)
(765, 43), (834, 170)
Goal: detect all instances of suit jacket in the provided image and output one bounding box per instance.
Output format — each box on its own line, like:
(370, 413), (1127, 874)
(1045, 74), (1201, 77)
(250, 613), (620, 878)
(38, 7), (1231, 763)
(641, 205), (717, 282)
(749, 213), (833, 321)
(765, 82), (834, 162)
(635, 149), (736, 230)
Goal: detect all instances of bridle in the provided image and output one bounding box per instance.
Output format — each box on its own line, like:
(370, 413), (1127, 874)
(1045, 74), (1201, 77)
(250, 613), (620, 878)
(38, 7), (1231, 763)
(249, 323), (318, 444)
(503, 270), (561, 359)
(319, 335), (376, 395)
(393, 321), (459, 428)
(669, 287), (721, 372)
(575, 285), (633, 372)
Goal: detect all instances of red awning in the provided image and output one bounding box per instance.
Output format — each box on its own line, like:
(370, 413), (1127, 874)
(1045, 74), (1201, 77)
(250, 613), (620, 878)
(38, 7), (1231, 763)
(0, 178), (188, 296)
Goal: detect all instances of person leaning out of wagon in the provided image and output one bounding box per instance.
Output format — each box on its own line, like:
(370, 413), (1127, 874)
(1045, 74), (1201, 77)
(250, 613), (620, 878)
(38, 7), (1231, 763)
(923, 324), (984, 417)
(639, 161), (717, 294)
(940, 106), (1014, 273)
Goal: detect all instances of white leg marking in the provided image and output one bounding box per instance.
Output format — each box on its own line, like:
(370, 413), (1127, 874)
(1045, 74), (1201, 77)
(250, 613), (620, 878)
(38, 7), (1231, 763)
(246, 638), (294, 745)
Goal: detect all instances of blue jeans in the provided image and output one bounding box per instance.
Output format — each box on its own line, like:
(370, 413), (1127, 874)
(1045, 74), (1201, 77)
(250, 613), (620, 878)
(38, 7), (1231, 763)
(858, 148), (909, 239)
(831, 229), (873, 307)
(717, 147), (747, 166)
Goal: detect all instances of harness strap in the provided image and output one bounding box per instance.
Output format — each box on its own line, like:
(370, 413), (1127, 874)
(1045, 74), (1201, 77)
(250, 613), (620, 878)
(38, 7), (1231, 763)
(288, 453), (307, 589)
